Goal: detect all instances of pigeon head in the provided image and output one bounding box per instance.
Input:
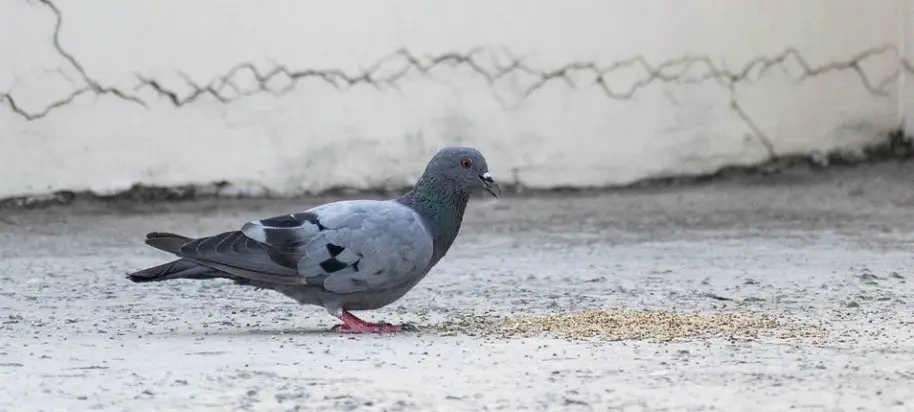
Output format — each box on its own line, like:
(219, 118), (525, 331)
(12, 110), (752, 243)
(399, 145), (499, 264)
(421, 146), (500, 198)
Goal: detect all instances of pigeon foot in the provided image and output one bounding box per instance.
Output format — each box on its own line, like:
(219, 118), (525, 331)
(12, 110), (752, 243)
(331, 310), (417, 334)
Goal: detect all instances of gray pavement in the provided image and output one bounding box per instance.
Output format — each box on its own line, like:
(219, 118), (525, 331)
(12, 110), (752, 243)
(1, 161), (914, 411)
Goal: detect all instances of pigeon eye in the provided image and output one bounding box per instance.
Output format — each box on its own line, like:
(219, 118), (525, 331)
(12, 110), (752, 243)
(460, 159), (472, 169)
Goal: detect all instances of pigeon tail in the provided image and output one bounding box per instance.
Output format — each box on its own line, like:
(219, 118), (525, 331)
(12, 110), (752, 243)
(145, 232), (192, 254)
(126, 259), (223, 283)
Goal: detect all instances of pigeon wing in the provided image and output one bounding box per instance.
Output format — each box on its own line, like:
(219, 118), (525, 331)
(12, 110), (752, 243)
(293, 200), (434, 294)
(236, 199), (434, 294)
(170, 210), (329, 284)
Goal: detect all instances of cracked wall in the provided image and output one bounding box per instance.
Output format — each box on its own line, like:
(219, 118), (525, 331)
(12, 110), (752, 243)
(0, 0), (908, 198)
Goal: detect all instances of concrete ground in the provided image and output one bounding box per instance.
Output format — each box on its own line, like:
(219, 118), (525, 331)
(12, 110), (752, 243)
(2, 161), (914, 411)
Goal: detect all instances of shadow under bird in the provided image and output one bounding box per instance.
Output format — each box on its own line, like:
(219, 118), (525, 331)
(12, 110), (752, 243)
(126, 146), (500, 333)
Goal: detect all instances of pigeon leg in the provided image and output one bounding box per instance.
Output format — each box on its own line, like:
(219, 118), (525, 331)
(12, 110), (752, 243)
(330, 309), (414, 334)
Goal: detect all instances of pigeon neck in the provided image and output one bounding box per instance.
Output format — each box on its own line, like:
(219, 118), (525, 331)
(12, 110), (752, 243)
(399, 174), (469, 264)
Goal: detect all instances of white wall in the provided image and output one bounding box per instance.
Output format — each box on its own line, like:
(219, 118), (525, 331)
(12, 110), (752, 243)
(0, 0), (907, 198)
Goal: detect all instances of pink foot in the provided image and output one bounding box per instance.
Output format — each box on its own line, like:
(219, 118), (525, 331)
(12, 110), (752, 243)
(330, 310), (417, 334)
(330, 322), (406, 333)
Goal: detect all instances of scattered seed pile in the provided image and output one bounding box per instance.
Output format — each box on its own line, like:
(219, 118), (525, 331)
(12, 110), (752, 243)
(435, 309), (826, 342)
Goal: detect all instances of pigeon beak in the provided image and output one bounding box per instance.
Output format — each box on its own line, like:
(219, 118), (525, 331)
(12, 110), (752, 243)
(479, 172), (500, 198)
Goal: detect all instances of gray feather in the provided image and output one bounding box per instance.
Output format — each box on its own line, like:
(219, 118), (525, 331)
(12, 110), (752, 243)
(241, 199), (434, 294)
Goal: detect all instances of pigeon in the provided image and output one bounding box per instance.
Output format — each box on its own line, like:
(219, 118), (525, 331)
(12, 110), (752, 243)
(126, 146), (500, 333)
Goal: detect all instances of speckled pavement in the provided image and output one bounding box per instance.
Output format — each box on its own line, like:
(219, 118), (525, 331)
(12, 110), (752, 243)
(2, 161), (914, 411)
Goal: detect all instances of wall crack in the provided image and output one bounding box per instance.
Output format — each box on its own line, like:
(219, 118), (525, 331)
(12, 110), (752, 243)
(1, 0), (910, 161)
(1, 0), (147, 120)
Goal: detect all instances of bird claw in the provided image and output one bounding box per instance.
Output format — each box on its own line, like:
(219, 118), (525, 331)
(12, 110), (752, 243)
(331, 309), (419, 334)
(330, 321), (418, 334)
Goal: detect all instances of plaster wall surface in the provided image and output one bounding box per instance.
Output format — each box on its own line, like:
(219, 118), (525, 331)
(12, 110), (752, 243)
(0, 0), (907, 198)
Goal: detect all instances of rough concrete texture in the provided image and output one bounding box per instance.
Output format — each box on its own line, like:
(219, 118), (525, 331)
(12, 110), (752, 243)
(2, 161), (914, 411)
